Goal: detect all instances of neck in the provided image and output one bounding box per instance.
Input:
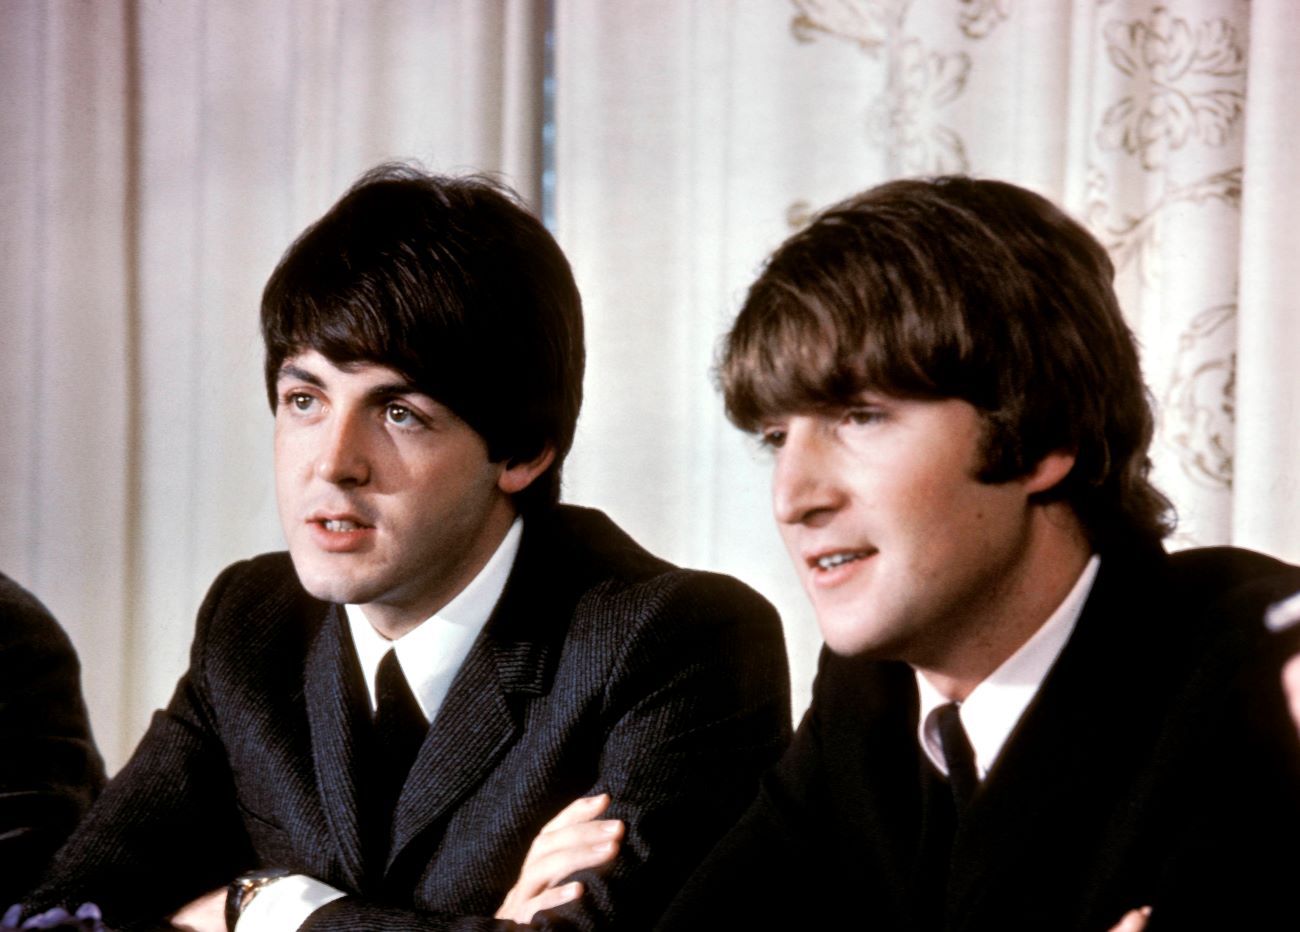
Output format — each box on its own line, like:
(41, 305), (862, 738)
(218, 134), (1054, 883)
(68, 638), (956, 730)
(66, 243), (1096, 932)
(916, 502), (1092, 702)
(360, 502), (518, 641)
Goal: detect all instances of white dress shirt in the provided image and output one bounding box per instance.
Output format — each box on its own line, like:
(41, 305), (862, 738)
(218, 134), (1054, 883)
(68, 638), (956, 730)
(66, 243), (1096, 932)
(238, 517), (523, 931)
(916, 554), (1100, 781)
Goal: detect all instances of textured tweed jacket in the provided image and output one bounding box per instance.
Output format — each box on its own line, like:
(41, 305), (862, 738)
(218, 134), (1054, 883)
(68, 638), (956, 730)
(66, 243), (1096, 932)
(28, 505), (791, 931)
(659, 545), (1300, 931)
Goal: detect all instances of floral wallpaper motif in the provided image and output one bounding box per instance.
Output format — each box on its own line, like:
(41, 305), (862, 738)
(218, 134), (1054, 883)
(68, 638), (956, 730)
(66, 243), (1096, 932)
(789, 0), (976, 176)
(790, 0), (897, 51)
(1098, 6), (1246, 170)
(1086, 167), (1241, 278)
(1161, 304), (1236, 489)
(868, 38), (970, 173)
(958, 0), (1011, 39)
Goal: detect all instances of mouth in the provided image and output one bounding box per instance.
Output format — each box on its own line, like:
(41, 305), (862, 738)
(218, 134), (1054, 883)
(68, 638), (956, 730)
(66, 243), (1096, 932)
(319, 518), (371, 532)
(307, 510), (376, 534)
(305, 511), (377, 554)
(808, 549), (875, 572)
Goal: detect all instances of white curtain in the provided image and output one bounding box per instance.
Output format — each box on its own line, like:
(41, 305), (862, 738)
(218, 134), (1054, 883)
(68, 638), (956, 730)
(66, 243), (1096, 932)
(4, 0), (1298, 766)
(2, 0), (548, 770)
(555, 0), (1300, 711)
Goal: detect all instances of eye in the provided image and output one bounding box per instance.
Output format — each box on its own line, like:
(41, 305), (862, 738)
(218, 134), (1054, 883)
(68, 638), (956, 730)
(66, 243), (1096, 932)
(758, 426), (787, 450)
(844, 406), (886, 427)
(284, 392), (316, 413)
(385, 403), (421, 427)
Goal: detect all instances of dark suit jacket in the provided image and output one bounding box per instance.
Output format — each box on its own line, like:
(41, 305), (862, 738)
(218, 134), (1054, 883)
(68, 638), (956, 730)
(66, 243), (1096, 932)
(659, 545), (1300, 930)
(27, 506), (791, 931)
(0, 573), (105, 906)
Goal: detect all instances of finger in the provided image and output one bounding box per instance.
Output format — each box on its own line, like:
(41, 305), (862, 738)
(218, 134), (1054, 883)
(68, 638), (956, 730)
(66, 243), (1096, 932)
(1282, 654), (1300, 732)
(168, 887), (227, 932)
(527, 817), (625, 863)
(517, 826), (623, 893)
(496, 881), (585, 924)
(1108, 906), (1152, 932)
(527, 880), (586, 918)
(519, 810), (622, 888)
(538, 793), (610, 835)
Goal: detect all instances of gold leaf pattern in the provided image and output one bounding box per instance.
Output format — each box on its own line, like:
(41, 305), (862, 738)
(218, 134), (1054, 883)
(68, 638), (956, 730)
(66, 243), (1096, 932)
(1161, 303), (1236, 490)
(787, 0), (974, 176)
(1098, 6), (1246, 169)
(1086, 167), (1242, 276)
(958, 0), (1011, 39)
(789, 0), (902, 51)
(868, 39), (972, 173)
(786, 200), (816, 231)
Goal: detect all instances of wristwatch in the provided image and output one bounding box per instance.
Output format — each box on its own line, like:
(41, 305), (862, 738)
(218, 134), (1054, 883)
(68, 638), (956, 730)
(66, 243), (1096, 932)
(225, 867), (291, 931)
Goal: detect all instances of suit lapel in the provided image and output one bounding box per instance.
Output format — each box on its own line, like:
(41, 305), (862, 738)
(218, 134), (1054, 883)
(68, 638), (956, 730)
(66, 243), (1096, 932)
(387, 636), (520, 863)
(855, 663), (929, 917)
(386, 512), (579, 870)
(944, 547), (1171, 927)
(305, 604), (372, 892)
(813, 655), (924, 922)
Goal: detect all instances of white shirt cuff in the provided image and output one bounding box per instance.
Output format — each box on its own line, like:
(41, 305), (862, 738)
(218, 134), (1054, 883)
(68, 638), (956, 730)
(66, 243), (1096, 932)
(236, 873), (347, 932)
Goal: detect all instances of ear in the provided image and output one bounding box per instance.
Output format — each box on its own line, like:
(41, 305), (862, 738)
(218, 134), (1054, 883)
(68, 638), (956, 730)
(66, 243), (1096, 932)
(1022, 449), (1075, 496)
(497, 445), (556, 495)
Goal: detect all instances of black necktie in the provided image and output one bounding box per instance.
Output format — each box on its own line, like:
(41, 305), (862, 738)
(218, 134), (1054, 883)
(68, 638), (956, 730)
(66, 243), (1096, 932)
(374, 648), (428, 787)
(367, 648), (428, 865)
(936, 701), (978, 812)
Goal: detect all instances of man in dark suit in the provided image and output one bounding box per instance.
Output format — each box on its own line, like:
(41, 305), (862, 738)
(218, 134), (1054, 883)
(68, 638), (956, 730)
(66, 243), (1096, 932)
(0, 572), (104, 906)
(21, 166), (790, 931)
(648, 177), (1300, 929)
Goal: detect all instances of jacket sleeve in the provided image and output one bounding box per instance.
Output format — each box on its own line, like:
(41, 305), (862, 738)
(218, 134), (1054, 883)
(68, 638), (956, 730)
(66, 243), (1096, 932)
(301, 571), (792, 932)
(0, 577), (106, 908)
(20, 564), (258, 931)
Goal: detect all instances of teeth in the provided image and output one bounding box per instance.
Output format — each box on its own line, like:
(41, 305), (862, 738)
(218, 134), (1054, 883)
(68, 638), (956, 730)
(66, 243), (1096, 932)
(816, 552), (867, 570)
(323, 519), (362, 532)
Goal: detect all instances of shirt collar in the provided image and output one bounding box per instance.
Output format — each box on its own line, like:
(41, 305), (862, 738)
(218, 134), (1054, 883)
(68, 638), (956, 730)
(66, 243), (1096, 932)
(916, 554), (1100, 780)
(346, 516), (524, 723)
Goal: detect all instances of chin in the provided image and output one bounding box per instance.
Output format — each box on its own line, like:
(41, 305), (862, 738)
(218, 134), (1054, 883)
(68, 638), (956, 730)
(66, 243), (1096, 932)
(290, 557), (361, 605)
(818, 620), (879, 657)
(816, 608), (906, 660)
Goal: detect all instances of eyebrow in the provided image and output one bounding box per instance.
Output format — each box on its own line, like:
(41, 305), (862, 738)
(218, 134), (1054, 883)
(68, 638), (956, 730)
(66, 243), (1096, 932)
(276, 362), (427, 402)
(277, 362), (325, 388)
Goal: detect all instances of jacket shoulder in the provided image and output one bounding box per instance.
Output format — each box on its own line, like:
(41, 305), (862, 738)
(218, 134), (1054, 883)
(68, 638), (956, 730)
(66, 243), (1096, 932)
(539, 505), (780, 625)
(0, 572), (75, 658)
(191, 552), (325, 655)
(1165, 546), (1300, 623)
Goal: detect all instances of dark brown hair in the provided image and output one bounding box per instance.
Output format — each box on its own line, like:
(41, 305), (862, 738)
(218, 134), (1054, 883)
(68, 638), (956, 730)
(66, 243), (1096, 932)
(722, 176), (1172, 548)
(261, 164), (584, 512)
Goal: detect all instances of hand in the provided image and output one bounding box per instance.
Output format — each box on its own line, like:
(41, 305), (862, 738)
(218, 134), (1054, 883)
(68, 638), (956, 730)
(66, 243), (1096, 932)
(1282, 653), (1300, 735)
(169, 887), (226, 932)
(495, 794), (624, 925)
(1108, 906), (1151, 932)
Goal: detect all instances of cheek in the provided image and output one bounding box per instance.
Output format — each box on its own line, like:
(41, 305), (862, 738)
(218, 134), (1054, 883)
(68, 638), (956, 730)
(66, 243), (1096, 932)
(777, 523), (800, 557)
(273, 428), (312, 474)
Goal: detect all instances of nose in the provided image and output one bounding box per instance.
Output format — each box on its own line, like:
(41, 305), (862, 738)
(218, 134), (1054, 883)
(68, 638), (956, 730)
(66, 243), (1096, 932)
(315, 409), (371, 486)
(772, 419), (843, 527)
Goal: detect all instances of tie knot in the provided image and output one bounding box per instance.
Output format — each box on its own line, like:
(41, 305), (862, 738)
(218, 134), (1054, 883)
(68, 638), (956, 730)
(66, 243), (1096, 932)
(376, 649), (412, 707)
(935, 702), (978, 811)
(374, 648), (428, 753)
